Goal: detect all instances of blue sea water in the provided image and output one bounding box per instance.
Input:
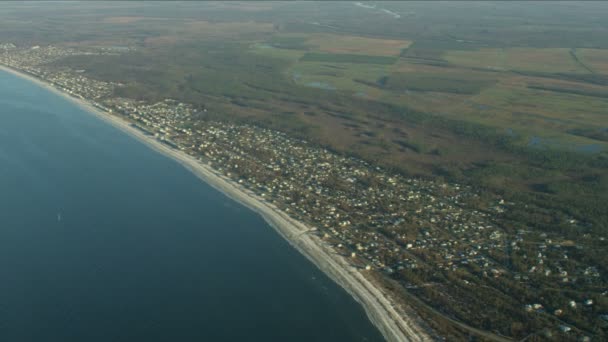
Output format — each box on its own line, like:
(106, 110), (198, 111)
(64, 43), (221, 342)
(0, 70), (384, 341)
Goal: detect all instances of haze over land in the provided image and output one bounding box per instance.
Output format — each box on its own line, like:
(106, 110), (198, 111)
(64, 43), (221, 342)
(1, 1), (607, 341)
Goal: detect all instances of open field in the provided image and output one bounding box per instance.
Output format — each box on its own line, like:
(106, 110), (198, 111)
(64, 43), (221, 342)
(254, 39), (607, 154)
(290, 61), (389, 93)
(381, 72), (496, 94)
(255, 36), (608, 152)
(300, 52), (397, 65)
(251, 43), (305, 61)
(253, 39), (608, 158)
(144, 21), (275, 47)
(578, 48), (608, 74)
(445, 48), (591, 73)
(306, 33), (411, 56)
(101, 16), (146, 24)
(253, 43), (394, 97)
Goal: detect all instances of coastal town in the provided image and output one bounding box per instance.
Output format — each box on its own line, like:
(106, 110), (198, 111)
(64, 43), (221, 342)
(1, 44), (606, 341)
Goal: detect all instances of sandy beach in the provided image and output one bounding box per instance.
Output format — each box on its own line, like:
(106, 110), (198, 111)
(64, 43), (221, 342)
(0, 64), (434, 342)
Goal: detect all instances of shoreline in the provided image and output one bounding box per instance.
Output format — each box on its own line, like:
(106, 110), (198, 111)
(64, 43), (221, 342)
(0, 64), (433, 342)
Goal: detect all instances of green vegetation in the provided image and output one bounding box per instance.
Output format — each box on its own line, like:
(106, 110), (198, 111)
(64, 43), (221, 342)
(300, 52), (397, 65)
(267, 36), (310, 50)
(381, 73), (496, 94)
(3, 1), (608, 339)
(445, 48), (590, 73)
(527, 84), (608, 99)
(304, 33), (410, 56)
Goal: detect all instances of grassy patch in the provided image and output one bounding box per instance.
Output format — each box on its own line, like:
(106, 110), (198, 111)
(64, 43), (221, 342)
(400, 39), (483, 62)
(577, 48), (608, 74)
(250, 43), (306, 62)
(300, 52), (397, 65)
(444, 48), (506, 70)
(442, 82), (608, 153)
(267, 36), (310, 50)
(382, 73), (496, 94)
(445, 48), (590, 73)
(143, 21), (275, 47)
(527, 83), (608, 99)
(289, 61), (390, 93)
(306, 33), (411, 56)
(568, 128), (608, 143)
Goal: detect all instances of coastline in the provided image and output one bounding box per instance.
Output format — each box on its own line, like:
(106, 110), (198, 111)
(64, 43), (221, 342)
(0, 64), (434, 342)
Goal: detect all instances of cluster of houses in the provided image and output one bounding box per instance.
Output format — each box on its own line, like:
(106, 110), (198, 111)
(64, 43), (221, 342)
(0, 45), (119, 100)
(1, 44), (605, 339)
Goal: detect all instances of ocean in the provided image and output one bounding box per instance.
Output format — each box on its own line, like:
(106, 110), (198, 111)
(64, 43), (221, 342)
(0, 69), (384, 341)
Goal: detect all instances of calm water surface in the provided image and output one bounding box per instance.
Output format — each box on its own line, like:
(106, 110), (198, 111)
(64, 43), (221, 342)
(0, 70), (384, 341)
